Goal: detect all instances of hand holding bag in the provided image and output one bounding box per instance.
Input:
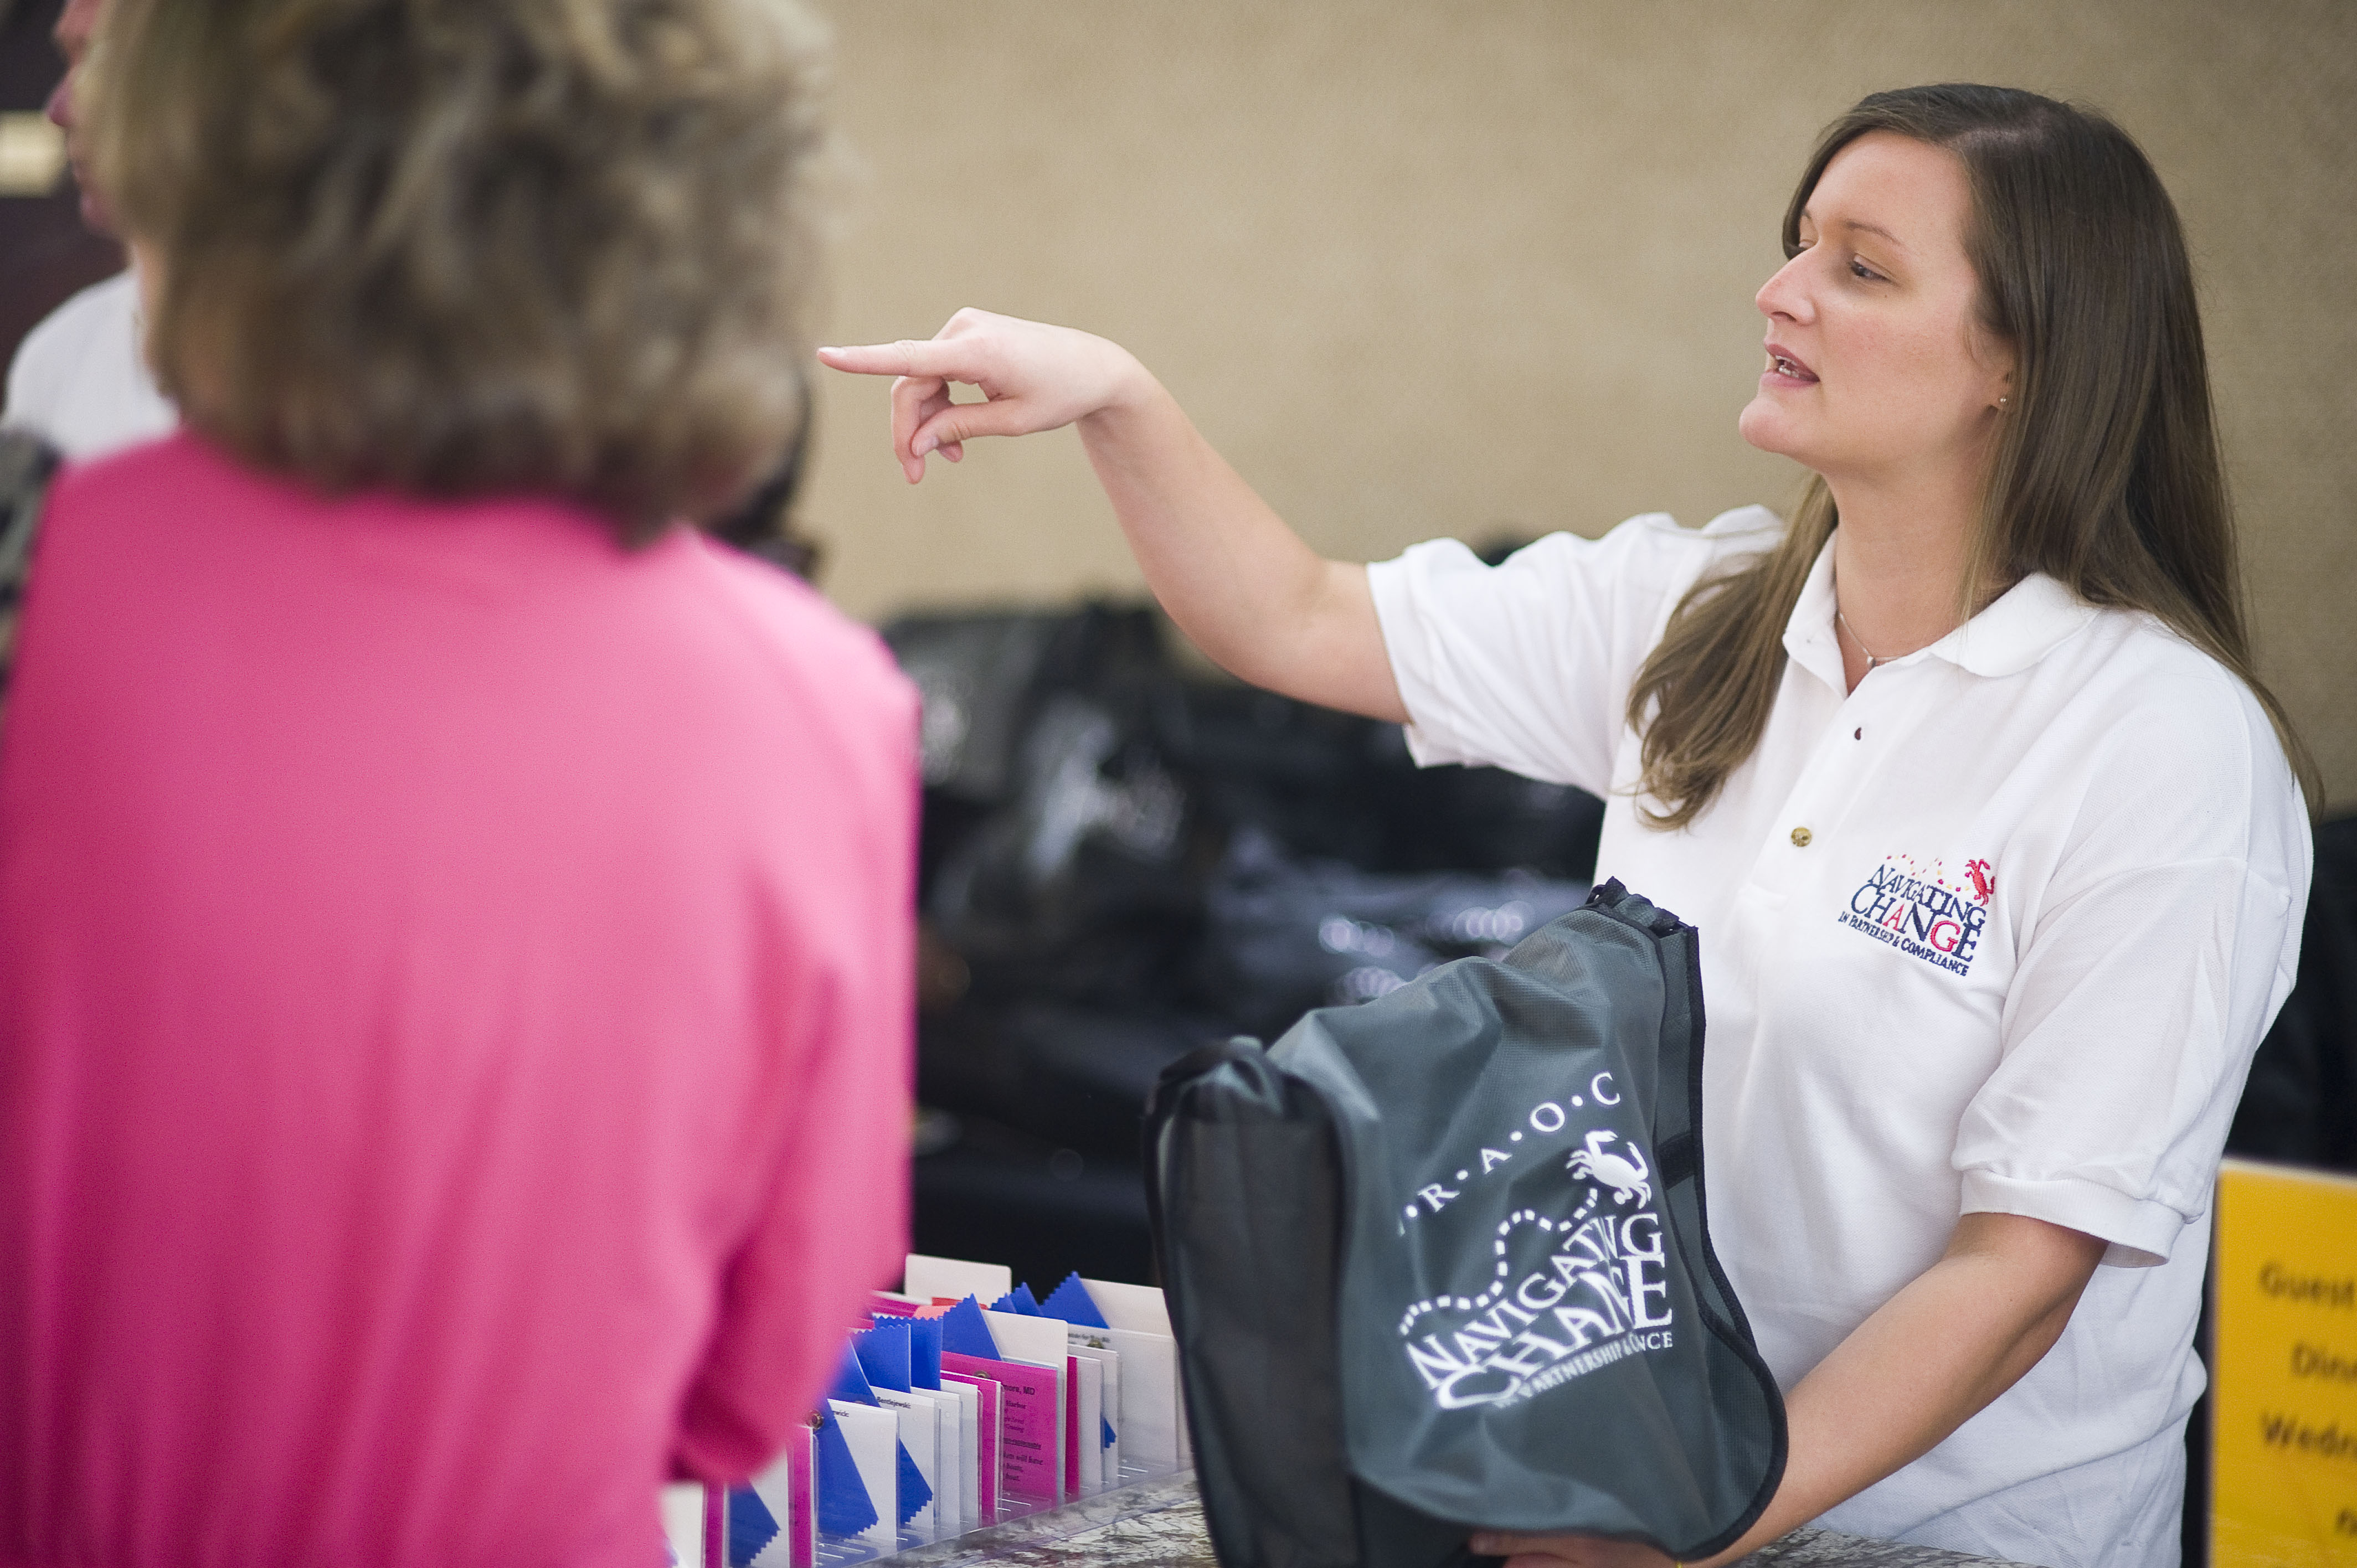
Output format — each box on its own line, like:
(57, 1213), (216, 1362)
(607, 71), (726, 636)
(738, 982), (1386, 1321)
(1146, 880), (1785, 1568)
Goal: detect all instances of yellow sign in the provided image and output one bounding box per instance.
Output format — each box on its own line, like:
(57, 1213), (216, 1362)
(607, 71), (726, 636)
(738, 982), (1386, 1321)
(2214, 1158), (2357, 1566)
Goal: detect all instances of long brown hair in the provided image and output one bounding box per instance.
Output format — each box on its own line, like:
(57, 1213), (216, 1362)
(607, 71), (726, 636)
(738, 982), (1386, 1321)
(1626, 84), (2317, 827)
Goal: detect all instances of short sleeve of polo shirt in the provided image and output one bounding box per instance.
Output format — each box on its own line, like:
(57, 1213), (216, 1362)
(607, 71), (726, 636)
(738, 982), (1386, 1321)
(1366, 507), (1784, 798)
(1955, 652), (2309, 1266)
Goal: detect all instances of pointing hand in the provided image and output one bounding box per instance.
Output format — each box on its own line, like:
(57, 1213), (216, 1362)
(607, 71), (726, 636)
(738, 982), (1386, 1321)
(817, 309), (1147, 484)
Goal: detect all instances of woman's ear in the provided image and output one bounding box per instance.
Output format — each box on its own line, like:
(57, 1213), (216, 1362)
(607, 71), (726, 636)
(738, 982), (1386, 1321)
(1978, 330), (2017, 415)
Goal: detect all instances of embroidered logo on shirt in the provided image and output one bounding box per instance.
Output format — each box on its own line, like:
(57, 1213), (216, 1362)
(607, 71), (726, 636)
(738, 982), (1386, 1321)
(1837, 853), (1991, 977)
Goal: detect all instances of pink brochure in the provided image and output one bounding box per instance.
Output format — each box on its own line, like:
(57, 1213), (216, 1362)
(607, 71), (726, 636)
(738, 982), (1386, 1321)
(785, 1423), (816, 1568)
(1064, 1356), (1082, 1499)
(940, 1370), (1001, 1518)
(943, 1351), (1062, 1507)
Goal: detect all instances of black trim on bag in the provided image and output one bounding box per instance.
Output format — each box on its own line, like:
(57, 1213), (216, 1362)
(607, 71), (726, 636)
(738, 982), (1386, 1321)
(1142, 1036), (1268, 1285)
(1589, 888), (1790, 1562)
(1654, 1131), (1695, 1189)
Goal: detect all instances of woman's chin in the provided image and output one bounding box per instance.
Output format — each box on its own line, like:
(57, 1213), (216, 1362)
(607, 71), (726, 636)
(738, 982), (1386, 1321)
(1736, 398), (1802, 458)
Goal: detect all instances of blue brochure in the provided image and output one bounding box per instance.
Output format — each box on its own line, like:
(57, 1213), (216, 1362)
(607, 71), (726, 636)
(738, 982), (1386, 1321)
(905, 1314), (943, 1389)
(936, 1295), (1001, 1360)
(854, 1318), (913, 1392)
(1041, 1272), (1111, 1329)
(726, 1484), (780, 1567)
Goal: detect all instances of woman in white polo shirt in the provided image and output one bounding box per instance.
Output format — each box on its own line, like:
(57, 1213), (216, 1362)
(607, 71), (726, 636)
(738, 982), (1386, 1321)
(821, 84), (2313, 1568)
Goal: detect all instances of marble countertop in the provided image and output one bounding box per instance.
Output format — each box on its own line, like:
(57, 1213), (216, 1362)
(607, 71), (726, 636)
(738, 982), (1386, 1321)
(1730, 1529), (2025, 1567)
(881, 1474), (1208, 1568)
(875, 1474), (2031, 1568)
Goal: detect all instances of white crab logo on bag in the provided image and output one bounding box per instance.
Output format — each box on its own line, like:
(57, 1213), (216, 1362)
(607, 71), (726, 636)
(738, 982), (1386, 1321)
(1390, 1079), (1677, 1412)
(1565, 1130), (1651, 1206)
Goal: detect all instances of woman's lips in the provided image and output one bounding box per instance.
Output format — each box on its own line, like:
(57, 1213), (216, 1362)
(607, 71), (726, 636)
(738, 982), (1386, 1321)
(1762, 343), (1818, 388)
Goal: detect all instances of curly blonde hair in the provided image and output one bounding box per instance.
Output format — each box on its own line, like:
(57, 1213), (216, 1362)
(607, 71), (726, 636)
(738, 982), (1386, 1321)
(80, 0), (831, 541)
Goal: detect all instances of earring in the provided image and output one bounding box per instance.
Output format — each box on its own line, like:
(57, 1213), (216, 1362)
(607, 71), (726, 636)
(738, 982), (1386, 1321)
(1998, 395), (2011, 411)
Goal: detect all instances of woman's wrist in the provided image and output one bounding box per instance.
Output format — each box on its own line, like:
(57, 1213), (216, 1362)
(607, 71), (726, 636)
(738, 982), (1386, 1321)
(1075, 338), (1162, 428)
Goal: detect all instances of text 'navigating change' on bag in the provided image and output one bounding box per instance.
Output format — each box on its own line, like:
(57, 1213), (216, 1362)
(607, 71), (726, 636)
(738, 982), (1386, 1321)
(1146, 881), (1785, 1568)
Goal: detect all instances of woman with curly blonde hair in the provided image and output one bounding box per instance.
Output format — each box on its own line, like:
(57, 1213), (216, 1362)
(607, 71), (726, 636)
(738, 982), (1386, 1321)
(0, 2), (916, 1564)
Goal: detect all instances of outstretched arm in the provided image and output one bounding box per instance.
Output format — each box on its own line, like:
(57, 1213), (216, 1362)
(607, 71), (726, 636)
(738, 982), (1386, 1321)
(1470, 1211), (2106, 1568)
(819, 310), (1407, 724)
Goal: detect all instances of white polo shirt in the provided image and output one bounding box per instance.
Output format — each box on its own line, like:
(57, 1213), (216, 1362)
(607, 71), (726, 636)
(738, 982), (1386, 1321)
(1368, 509), (2310, 1568)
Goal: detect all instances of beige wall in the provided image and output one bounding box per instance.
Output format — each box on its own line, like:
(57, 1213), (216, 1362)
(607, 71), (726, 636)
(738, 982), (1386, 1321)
(802, 1), (2357, 810)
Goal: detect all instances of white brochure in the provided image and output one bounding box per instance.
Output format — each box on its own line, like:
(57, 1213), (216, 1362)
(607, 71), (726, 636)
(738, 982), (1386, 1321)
(1067, 1349), (1103, 1495)
(1067, 1334), (1121, 1482)
(933, 1376), (981, 1527)
(904, 1253), (1012, 1305)
(658, 1483), (703, 1568)
(908, 1385), (966, 1531)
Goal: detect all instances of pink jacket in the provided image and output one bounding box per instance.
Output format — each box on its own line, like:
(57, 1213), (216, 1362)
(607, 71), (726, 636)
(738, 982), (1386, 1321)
(0, 435), (917, 1567)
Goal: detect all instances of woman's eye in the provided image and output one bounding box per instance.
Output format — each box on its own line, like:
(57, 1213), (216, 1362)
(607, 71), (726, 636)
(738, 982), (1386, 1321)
(1848, 256), (1883, 281)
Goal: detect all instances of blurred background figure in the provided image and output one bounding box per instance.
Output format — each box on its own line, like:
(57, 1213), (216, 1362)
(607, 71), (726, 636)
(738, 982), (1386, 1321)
(0, 0), (173, 458)
(0, 4), (917, 1568)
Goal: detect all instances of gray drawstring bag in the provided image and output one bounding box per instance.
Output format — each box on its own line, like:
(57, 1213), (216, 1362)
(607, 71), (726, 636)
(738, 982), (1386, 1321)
(1145, 880), (1785, 1568)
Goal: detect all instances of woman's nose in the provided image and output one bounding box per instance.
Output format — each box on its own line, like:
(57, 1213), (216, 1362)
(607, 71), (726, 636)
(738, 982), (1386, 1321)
(1756, 252), (1812, 323)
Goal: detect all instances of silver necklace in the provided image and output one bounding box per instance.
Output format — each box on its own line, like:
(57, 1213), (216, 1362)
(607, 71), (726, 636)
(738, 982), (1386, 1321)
(1834, 604), (1893, 668)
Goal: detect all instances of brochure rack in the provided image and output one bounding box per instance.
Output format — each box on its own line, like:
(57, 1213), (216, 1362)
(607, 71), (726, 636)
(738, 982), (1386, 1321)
(668, 1256), (1191, 1568)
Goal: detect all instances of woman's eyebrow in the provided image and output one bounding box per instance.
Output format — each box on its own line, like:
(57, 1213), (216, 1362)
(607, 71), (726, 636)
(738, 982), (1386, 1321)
(1833, 216), (1910, 252)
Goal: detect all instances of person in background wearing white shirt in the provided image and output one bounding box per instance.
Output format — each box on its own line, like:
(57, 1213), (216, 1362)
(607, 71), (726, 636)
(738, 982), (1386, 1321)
(821, 85), (2314, 1568)
(0, 0), (176, 460)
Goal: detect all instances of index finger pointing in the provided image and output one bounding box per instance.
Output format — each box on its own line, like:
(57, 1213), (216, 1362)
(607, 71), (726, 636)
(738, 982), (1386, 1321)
(818, 339), (975, 380)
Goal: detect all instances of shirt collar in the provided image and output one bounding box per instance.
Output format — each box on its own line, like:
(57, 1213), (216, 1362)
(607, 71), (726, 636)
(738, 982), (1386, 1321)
(1929, 570), (2098, 676)
(1783, 539), (1846, 693)
(1781, 533), (2099, 690)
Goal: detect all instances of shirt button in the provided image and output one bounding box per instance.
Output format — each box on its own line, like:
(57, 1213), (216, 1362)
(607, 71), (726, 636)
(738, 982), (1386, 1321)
(1790, 827), (1813, 847)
